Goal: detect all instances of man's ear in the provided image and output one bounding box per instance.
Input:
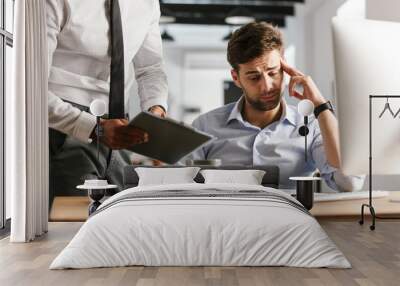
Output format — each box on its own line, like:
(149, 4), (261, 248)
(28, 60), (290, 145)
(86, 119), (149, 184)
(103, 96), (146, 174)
(231, 69), (242, 89)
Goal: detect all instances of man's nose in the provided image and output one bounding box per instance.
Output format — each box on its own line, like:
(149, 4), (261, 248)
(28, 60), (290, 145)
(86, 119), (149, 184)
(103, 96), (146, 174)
(261, 75), (273, 92)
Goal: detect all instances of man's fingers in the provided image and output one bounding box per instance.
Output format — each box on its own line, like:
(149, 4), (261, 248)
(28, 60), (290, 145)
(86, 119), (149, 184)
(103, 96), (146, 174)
(123, 127), (147, 136)
(124, 134), (148, 144)
(292, 90), (304, 100)
(124, 126), (148, 136)
(107, 134), (148, 149)
(106, 126), (149, 148)
(101, 120), (151, 149)
(105, 118), (128, 126)
(288, 76), (305, 98)
(121, 131), (149, 143)
(280, 59), (304, 77)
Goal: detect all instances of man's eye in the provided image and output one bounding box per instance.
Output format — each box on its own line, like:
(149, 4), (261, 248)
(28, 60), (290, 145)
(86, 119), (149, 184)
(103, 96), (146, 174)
(270, 72), (279, 77)
(249, 76), (260, 81)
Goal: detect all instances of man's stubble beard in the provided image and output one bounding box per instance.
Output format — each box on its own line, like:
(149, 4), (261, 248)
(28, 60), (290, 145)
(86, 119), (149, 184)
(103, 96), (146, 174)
(243, 88), (283, 112)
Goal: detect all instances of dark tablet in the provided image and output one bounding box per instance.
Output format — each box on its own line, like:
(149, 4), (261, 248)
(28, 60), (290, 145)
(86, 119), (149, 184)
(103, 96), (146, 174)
(128, 112), (214, 164)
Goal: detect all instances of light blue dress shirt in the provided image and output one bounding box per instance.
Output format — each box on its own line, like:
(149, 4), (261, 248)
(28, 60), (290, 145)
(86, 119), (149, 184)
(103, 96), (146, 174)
(186, 97), (364, 191)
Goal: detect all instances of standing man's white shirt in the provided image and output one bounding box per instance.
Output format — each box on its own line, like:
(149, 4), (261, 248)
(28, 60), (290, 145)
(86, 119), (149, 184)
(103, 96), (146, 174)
(46, 0), (168, 142)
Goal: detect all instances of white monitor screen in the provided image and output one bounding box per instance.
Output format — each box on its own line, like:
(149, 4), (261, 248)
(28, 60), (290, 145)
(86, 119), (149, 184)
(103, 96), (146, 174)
(332, 17), (400, 175)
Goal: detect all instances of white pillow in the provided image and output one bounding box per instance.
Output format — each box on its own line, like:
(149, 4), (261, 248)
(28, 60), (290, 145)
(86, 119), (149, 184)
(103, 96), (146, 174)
(200, 169), (266, 185)
(135, 167), (201, 186)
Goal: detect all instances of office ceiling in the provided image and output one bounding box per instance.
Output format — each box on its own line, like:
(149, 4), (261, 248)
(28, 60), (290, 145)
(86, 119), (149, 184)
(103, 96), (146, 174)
(160, 0), (306, 27)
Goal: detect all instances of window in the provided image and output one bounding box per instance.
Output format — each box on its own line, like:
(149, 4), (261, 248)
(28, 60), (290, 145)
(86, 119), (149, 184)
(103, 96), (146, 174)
(0, 0), (14, 233)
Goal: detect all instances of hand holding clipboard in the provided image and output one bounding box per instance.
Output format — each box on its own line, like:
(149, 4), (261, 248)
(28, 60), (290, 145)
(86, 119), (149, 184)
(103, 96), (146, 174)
(128, 112), (214, 164)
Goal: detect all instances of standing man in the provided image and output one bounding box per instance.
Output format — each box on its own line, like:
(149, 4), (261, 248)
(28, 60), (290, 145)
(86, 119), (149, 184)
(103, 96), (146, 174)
(46, 0), (168, 207)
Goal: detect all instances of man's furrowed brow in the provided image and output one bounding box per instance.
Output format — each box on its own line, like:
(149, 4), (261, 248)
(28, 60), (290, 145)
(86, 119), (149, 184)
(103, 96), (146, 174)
(244, 70), (260, 75)
(266, 65), (280, 71)
(244, 65), (280, 75)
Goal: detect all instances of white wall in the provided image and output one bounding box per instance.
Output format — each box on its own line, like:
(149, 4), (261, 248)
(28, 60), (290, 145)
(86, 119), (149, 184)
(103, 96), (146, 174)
(364, 0), (400, 191)
(366, 0), (400, 22)
(163, 46), (185, 120)
(303, 0), (348, 106)
(161, 25), (231, 123)
(181, 50), (230, 122)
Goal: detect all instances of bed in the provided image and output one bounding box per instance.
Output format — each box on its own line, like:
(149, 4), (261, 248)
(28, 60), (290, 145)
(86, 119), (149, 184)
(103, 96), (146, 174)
(49, 166), (350, 269)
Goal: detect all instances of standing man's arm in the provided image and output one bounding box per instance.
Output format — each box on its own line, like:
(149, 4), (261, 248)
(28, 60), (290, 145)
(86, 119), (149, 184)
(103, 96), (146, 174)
(133, 0), (168, 116)
(46, 0), (97, 142)
(47, 1), (148, 148)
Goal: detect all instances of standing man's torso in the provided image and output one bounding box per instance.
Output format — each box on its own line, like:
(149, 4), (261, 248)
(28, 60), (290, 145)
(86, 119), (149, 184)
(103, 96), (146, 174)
(49, 0), (157, 107)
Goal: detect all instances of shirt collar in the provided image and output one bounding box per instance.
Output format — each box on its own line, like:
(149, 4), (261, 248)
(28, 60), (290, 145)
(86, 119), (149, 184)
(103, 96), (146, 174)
(226, 96), (298, 127)
(280, 99), (298, 126)
(226, 96), (245, 124)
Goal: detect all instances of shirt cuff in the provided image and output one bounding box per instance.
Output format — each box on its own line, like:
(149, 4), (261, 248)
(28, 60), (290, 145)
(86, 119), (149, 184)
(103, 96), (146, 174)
(321, 165), (366, 192)
(72, 111), (97, 143)
(141, 98), (168, 113)
(333, 170), (366, 192)
(148, 105), (166, 113)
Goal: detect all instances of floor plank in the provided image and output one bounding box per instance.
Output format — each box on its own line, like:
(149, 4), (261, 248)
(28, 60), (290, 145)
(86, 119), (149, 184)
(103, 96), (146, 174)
(0, 220), (399, 286)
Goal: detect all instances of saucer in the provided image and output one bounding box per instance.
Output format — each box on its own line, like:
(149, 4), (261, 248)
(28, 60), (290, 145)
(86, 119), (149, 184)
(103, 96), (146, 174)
(289, 176), (322, 181)
(77, 179), (117, 190)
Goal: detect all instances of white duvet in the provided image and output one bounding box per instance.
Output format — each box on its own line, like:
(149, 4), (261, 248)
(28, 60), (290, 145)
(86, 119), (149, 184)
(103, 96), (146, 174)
(50, 183), (350, 269)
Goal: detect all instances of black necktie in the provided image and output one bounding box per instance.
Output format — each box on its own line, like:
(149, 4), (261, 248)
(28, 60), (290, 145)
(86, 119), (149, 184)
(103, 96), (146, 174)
(109, 0), (125, 119)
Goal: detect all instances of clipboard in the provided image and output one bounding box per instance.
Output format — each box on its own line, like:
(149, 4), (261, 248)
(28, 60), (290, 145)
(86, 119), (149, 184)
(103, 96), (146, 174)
(128, 112), (214, 164)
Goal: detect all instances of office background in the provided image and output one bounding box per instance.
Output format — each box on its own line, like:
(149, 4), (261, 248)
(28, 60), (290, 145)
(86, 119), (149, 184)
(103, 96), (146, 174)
(2, 0), (400, 231)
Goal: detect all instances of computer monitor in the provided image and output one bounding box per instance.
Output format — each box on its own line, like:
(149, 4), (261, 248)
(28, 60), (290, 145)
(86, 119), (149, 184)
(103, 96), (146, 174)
(332, 17), (400, 175)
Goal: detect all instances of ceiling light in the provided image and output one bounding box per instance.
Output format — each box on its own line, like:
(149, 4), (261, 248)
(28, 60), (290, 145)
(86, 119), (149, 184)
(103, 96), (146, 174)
(160, 15), (176, 24)
(225, 8), (255, 25)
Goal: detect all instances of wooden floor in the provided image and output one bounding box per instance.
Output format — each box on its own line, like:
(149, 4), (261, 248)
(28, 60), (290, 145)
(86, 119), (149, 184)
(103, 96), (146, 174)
(0, 220), (399, 286)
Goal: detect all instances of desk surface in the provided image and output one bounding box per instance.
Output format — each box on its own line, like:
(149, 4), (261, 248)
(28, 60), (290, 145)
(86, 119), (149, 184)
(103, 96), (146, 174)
(49, 192), (400, 222)
(311, 191), (400, 218)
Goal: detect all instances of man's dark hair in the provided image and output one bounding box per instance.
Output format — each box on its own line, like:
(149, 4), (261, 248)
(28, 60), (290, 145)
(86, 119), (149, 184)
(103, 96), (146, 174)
(227, 22), (284, 71)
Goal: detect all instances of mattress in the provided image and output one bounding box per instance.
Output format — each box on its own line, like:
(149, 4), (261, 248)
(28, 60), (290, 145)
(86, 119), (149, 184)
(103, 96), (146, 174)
(50, 183), (350, 269)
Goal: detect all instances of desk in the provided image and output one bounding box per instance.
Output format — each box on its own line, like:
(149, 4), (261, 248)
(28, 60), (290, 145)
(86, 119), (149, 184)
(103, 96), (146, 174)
(50, 196), (90, 222)
(311, 191), (400, 219)
(49, 192), (400, 222)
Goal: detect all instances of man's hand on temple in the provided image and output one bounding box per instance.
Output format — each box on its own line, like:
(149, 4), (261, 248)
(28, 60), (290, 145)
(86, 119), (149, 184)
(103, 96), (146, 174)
(281, 59), (326, 107)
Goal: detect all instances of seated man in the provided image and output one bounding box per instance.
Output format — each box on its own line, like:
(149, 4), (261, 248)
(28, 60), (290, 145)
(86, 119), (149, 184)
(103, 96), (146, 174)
(186, 22), (364, 191)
